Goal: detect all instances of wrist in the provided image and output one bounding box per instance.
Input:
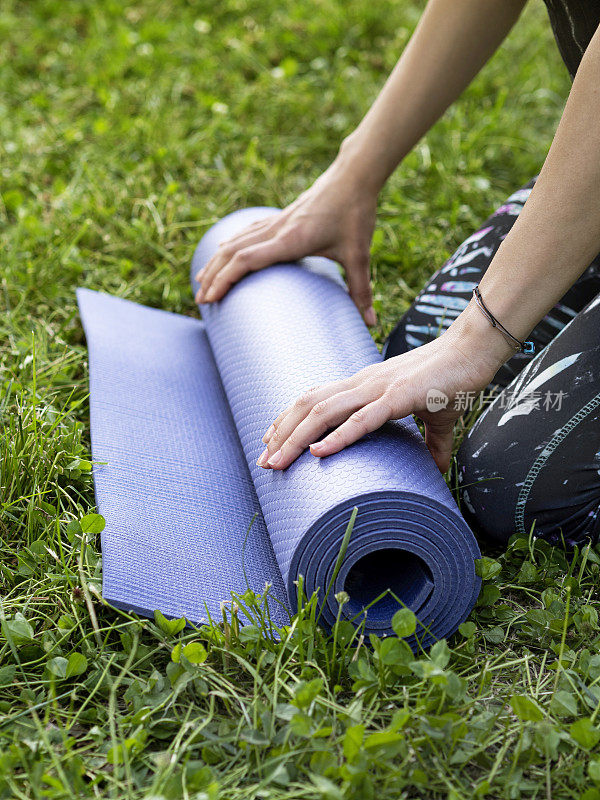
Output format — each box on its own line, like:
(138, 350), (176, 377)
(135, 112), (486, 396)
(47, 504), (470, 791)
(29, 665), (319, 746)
(444, 298), (517, 383)
(333, 131), (389, 196)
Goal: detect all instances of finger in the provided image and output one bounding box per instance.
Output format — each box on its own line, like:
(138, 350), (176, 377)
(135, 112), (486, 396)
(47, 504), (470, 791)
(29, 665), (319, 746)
(261, 407), (293, 444)
(196, 227), (277, 303)
(260, 361), (384, 452)
(265, 388), (372, 470)
(213, 211), (287, 255)
(257, 399), (311, 463)
(259, 381), (351, 464)
(205, 235), (299, 302)
(344, 254), (376, 326)
(260, 381), (329, 447)
(219, 217), (277, 247)
(309, 395), (399, 458)
(424, 419), (455, 474)
(257, 392), (319, 467)
(196, 219), (277, 285)
(261, 385), (334, 460)
(195, 248), (230, 302)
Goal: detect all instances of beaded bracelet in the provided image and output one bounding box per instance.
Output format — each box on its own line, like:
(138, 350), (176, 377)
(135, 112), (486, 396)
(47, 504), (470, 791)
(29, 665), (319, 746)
(472, 286), (535, 355)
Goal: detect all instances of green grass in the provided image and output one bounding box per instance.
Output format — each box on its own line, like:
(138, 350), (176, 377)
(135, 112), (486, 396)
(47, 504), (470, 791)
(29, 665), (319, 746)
(2, 0), (600, 797)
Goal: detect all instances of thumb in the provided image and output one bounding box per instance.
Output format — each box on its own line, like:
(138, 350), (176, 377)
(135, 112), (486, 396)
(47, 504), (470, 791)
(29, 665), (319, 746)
(424, 418), (456, 474)
(344, 254), (376, 326)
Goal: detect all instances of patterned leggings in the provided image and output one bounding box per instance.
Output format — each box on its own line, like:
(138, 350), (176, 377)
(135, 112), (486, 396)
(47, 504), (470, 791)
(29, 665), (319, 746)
(384, 178), (600, 549)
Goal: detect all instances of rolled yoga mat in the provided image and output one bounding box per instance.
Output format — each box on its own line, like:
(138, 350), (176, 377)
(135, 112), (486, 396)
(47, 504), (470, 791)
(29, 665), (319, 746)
(78, 207), (481, 650)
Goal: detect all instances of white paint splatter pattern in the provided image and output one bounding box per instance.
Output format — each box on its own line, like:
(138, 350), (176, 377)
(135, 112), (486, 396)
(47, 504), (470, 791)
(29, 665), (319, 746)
(497, 353), (582, 427)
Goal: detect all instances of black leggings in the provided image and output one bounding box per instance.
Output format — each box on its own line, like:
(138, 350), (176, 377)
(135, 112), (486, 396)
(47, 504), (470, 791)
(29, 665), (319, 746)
(384, 178), (600, 549)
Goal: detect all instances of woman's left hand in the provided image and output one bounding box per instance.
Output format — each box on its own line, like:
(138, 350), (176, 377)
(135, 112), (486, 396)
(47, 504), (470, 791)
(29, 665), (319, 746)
(256, 305), (513, 474)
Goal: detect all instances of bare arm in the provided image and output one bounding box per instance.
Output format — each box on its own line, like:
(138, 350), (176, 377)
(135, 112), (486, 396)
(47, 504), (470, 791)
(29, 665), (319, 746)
(338, 0), (528, 192)
(259, 26), (600, 473)
(197, 0), (527, 322)
(477, 23), (600, 339)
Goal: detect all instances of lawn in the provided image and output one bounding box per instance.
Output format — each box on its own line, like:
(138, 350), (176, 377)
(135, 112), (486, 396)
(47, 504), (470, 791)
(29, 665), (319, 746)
(2, 0), (600, 797)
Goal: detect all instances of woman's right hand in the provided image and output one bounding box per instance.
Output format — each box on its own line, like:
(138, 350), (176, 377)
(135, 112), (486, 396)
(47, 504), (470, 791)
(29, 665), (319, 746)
(194, 161), (379, 325)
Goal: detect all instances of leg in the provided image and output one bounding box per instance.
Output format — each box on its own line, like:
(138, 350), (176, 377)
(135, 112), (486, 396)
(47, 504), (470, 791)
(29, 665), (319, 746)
(457, 292), (600, 548)
(383, 177), (600, 388)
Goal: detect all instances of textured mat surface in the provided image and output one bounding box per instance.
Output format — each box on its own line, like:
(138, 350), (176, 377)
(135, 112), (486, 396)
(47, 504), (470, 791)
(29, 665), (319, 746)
(77, 288), (289, 627)
(78, 207), (481, 649)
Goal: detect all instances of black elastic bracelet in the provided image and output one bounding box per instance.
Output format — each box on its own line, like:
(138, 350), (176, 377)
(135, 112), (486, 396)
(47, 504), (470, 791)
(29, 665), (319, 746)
(472, 286), (535, 355)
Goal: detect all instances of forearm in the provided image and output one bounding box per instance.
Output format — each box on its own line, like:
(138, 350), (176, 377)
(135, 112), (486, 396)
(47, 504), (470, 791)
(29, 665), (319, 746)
(336, 0), (527, 192)
(460, 24), (600, 363)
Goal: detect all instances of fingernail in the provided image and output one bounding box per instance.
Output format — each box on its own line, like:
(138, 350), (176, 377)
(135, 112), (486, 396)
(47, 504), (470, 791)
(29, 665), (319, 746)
(256, 448), (269, 467)
(205, 288), (215, 302)
(267, 450), (282, 467)
(195, 290), (203, 304)
(310, 442), (325, 455)
(262, 424), (275, 443)
(195, 268), (205, 281)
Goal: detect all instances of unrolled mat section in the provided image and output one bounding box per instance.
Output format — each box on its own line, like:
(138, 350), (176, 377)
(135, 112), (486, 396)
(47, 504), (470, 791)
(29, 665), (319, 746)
(77, 207), (481, 651)
(76, 288), (290, 628)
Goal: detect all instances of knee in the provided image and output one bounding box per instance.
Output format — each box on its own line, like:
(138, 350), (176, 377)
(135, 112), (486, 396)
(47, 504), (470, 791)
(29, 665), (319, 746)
(456, 417), (600, 550)
(456, 432), (516, 544)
